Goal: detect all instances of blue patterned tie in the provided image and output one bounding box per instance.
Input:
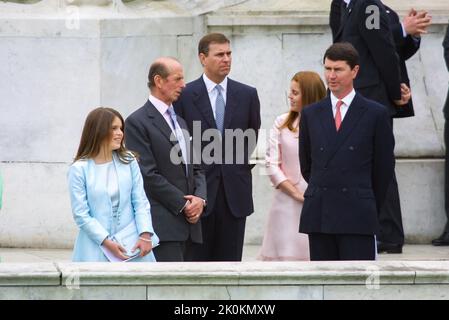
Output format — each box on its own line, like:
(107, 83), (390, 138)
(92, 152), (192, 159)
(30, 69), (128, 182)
(215, 84), (225, 133)
(167, 107), (188, 176)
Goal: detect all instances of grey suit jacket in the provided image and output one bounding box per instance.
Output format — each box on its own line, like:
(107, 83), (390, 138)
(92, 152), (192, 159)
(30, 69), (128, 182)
(125, 100), (207, 243)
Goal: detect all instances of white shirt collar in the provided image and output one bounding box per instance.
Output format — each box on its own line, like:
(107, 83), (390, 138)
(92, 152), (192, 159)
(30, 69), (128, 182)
(202, 73), (228, 94)
(148, 94), (172, 116)
(343, 0), (351, 6)
(330, 88), (356, 108)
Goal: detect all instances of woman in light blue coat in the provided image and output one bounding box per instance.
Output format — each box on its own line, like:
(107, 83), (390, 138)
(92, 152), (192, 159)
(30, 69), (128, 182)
(68, 107), (157, 262)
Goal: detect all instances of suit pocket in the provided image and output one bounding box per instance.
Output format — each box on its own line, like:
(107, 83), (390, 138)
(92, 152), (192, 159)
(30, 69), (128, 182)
(357, 189), (375, 199)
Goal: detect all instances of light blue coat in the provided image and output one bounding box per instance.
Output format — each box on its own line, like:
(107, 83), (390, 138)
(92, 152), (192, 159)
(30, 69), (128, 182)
(68, 152), (157, 262)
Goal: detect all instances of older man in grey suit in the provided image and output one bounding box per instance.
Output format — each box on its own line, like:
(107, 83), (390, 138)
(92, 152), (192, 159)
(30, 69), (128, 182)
(125, 57), (207, 261)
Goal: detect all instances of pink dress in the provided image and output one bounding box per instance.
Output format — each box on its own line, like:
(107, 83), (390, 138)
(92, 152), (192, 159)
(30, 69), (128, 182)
(258, 113), (310, 261)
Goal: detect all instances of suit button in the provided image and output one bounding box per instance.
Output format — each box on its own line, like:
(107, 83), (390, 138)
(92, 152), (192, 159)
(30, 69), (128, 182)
(323, 187), (328, 191)
(178, 151), (182, 157)
(349, 146), (355, 151)
(320, 147), (324, 151)
(342, 188), (348, 192)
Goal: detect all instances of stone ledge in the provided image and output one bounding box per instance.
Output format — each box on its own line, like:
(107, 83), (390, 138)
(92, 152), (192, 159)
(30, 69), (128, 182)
(28, 261), (449, 285)
(207, 0), (449, 27)
(207, 15), (449, 28)
(0, 261), (448, 299)
(0, 263), (60, 286)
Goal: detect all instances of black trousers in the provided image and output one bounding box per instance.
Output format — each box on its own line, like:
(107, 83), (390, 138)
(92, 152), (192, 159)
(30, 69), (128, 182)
(308, 233), (376, 261)
(153, 241), (187, 262)
(378, 118), (405, 245)
(186, 178), (247, 261)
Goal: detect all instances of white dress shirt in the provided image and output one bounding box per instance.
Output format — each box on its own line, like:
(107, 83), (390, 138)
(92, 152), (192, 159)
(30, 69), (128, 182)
(148, 94), (188, 176)
(202, 73), (228, 120)
(330, 88), (356, 122)
(148, 94), (177, 131)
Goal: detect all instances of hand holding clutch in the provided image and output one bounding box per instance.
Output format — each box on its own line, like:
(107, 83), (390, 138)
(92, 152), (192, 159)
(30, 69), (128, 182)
(101, 238), (129, 261)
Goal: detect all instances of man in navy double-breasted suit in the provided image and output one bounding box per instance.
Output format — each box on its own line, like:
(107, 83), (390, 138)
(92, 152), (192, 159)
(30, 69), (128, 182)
(299, 43), (395, 260)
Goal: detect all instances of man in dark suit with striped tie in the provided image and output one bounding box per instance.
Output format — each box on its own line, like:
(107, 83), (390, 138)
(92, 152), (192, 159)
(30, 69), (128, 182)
(175, 33), (261, 261)
(125, 57), (207, 261)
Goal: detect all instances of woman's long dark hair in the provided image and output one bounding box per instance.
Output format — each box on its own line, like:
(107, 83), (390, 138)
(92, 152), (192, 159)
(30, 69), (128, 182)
(74, 107), (134, 164)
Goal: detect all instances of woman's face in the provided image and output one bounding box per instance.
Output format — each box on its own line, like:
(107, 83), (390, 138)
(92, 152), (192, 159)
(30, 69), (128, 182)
(288, 80), (302, 113)
(108, 116), (123, 151)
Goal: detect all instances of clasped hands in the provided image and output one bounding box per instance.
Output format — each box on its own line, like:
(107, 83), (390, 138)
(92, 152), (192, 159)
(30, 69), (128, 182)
(402, 8), (432, 38)
(183, 195), (204, 224)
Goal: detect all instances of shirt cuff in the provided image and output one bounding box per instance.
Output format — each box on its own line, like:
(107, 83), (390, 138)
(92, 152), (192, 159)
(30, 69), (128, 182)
(401, 22), (407, 38)
(180, 200), (189, 213)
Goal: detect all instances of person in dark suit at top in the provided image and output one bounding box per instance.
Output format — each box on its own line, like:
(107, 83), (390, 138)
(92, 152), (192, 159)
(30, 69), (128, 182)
(330, 0), (420, 254)
(125, 57), (207, 261)
(298, 42), (395, 260)
(330, 0), (410, 114)
(378, 5), (430, 252)
(432, 25), (449, 246)
(174, 33), (261, 261)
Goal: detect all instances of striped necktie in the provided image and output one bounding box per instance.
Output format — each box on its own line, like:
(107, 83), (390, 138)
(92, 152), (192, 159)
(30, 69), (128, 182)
(166, 107), (188, 175)
(215, 84), (225, 133)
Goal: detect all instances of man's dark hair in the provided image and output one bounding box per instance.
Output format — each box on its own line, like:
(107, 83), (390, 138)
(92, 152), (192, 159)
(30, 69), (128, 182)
(198, 33), (230, 56)
(323, 42), (360, 69)
(147, 61), (170, 89)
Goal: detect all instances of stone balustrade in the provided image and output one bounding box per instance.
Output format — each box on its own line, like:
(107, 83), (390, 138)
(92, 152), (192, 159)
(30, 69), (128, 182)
(1, 261), (449, 299)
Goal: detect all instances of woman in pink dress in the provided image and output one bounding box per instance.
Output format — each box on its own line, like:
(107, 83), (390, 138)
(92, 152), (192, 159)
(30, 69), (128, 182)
(258, 71), (326, 261)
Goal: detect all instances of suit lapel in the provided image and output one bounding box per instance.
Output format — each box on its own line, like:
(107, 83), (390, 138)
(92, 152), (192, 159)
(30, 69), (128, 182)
(325, 93), (367, 165)
(335, 0), (354, 41)
(192, 77), (217, 129)
(318, 97), (337, 146)
(145, 101), (177, 147)
(178, 117), (192, 178)
(224, 79), (238, 130)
